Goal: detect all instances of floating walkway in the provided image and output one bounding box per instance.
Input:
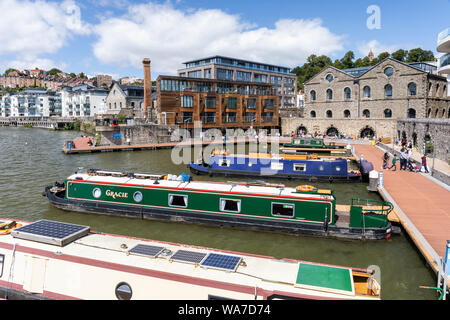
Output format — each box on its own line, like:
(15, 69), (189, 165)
(62, 136), (291, 154)
(354, 144), (450, 290)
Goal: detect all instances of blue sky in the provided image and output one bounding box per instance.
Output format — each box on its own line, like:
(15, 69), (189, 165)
(0, 0), (448, 80)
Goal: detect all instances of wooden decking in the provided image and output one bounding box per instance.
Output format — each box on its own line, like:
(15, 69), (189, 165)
(354, 144), (450, 277)
(63, 136), (292, 154)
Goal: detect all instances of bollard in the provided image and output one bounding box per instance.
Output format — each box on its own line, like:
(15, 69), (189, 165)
(378, 172), (383, 188)
(367, 170), (378, 192)
(361, 154), (364, 161)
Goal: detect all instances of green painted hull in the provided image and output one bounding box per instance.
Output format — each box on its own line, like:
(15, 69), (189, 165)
(65, 180), (336, 225)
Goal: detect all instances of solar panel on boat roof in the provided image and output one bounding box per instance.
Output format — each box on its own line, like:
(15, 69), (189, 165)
(170, 250), (207, 264)
(128, 244), (165, 258)
(10, 220), (90, 247)
(200, 253), (242, 272)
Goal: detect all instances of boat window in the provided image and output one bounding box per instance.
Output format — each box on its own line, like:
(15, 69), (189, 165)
(133, 191), (143, 203)
(0, 254), (4, 277)
(319, 165), (324, 171)
(92, 188), (102, 198)
(272, 203), (295, 217)
(115, 282), (132, 300)
(220, 198), (241, 213)
(293, 163), (306, 172)
(270, 161), (284, 170)
(169, 194), (188, 208)
(335, 166), (341, 172)
(219, 159), (230, 167)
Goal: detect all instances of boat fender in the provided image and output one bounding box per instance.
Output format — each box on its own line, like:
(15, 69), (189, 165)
(0, 221), (23, 235)
(323, 216), (329, 232)
(296, 185), (316, 192)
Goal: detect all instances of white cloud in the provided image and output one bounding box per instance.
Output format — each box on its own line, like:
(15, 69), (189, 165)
(0, 57), (68, 72)
(357, 39), (416, 57)
(92, 2), (344, 74)
(0, 0), (90, 71)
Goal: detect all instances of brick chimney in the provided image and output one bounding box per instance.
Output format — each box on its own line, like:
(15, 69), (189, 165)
(142, 58), (152, 119)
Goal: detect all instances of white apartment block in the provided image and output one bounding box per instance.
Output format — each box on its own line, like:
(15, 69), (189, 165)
(0, 89), (57, 117)
(60, 84), (108, 118)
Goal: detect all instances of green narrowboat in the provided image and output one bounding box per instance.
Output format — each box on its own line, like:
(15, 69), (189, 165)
(44, 169), (397, 240)
(283, 137), (347, 149)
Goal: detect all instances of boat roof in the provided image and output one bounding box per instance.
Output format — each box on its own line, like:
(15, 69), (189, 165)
(67, 171), (335, 201)
(0, 217), (373, 299)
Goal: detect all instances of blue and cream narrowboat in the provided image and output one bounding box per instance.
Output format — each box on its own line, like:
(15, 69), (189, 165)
(44, 169), (397, 240)
(189, 153), (362, 182)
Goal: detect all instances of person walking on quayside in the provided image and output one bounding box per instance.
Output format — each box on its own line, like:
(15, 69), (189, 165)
(421, 154), (429, 173)
(389, 154), (398, 171)
(382, 152), (390, 169)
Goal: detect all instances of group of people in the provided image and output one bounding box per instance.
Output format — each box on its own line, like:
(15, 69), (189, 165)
(382, 143), (429, 173)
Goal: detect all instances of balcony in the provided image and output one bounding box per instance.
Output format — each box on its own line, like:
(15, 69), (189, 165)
(222, 116), (237, 123)
(438, 53), (450, 75)
(437, 27), (450, 53)
(201, 116), (216, 124)
(261, 116), (274, 123)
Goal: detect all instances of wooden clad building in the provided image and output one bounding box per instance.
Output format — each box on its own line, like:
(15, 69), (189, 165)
(156, 75), (279, 130)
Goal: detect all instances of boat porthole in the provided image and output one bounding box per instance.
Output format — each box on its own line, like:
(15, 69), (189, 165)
(133, 191), (143, 203)
(115, 282), (132, 300)
(92, 188), (102, 198)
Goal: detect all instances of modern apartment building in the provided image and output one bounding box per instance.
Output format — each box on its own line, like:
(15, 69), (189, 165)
(61, 84), (108, 118)
(177, 56), (297, 109)
(437, 27), (450, 96)
(156, 75), (279, 131)
(0, 88), (53, 117)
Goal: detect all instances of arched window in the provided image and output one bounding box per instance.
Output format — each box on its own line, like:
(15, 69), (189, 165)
(384, 109), (392, 118)
(434, 109), (439, 118)
(310, 90), (316, 101)
(448, 108), (450, 118)
(362, 109), (370, 118)
(385, 84), (392, 97)
(325, 74), (334, 83)
(408, 82), (417, 96)
(310, 110), (316, 118)
(444, 85), (447, 97)
(326, 89), (333, 100)
(436, 84), (440, 97)
(442, 109), (446, 117)
(407, 108), (416, 118)
(427, 108), (431, 118)
(343, 109), (351, 118)
(363, 86), (371, 98)
(326, 110), (333, 118)
(344, 87), (351, 100)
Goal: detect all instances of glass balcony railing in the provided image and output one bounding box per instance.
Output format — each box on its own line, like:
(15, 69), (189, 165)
(438, 28), (449, 42)
(439, 53), (450, 68)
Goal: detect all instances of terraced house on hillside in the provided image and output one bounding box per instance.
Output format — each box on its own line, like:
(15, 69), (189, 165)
(283, 57), (449, 139)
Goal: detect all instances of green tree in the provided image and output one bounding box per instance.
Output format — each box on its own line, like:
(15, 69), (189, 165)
(48, 68), (62, 76)
(406, 48), (435, 62)
(291, 54), (333, 90)
(391, 49), (408, 62)
(339, 50), (355, 69)
(69, 72), (76, 78)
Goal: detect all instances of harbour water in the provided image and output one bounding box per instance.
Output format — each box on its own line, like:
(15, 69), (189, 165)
(0, 127), (437, 300)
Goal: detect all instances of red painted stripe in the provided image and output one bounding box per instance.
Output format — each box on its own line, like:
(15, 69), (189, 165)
(0, 278), (79, 300)
(67, 179), (334, 202)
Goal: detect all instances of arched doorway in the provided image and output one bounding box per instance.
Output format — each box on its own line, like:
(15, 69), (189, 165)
(424, 134), (433, 155)
(296, 126), (307, 135)
(360, 127), (375, 139)
(326, 126), (339, 137)
(412, 132), (417, 147)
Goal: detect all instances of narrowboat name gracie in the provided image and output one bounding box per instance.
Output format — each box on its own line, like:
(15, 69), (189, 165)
(106, 190), (128, 199)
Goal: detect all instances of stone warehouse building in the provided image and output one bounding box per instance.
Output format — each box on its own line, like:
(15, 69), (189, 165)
(282, 58), (449, 139)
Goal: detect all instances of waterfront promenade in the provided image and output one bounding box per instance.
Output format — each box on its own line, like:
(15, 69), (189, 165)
(354, 144), (450, 284)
